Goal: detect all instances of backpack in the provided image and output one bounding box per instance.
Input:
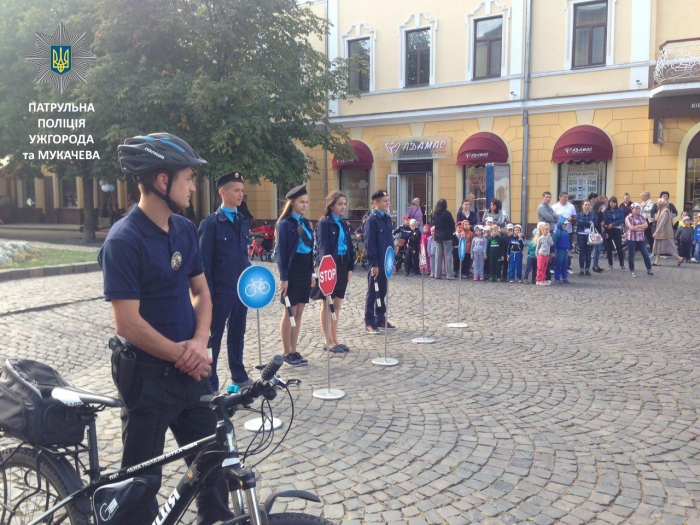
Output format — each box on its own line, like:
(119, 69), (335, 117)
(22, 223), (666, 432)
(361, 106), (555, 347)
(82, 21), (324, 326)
(0, 359), (87, 446)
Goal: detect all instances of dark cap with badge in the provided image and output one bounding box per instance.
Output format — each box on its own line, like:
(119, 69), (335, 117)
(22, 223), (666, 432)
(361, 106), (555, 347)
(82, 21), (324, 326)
(371, 189), (389, 201)
(285, 184), (308, 200)
(215, 171), (245, 189)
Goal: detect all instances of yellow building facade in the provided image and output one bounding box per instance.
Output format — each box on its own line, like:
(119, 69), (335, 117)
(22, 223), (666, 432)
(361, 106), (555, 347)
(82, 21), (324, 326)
(241, 0), (700, 229)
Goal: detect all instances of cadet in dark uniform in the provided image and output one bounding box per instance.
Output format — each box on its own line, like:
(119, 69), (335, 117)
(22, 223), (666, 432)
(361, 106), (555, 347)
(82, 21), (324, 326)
(314, 191), (355, 352)
(98, 133), (233, 524)
(364, 189), (396, 334)
(276, 184), (315, 367)
(198, 171), (251, 391)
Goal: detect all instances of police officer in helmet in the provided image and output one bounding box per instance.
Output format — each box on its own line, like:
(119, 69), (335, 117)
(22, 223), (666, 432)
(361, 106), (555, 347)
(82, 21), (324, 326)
(98, 133), (234, 524)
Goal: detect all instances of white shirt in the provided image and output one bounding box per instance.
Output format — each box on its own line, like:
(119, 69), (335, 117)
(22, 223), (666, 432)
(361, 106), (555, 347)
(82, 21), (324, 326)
(552, 202), (576, 233)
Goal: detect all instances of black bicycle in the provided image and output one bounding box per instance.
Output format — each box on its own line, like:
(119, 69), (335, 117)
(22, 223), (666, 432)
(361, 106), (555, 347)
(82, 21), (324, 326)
(0, 356), (333, 525)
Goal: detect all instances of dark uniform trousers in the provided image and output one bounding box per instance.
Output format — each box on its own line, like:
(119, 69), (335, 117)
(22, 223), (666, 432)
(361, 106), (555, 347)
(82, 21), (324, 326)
(209, 293), (248, 390)
(365, 270), (387, 327)
(121, 373), (232, 525)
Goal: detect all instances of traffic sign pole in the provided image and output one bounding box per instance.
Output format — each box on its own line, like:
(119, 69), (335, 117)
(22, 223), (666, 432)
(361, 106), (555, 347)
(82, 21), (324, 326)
(373, 247), (399, 367)
(313, 255), (345, 401)
(448, 237), (469, 329)
(413, 242), (434, 344)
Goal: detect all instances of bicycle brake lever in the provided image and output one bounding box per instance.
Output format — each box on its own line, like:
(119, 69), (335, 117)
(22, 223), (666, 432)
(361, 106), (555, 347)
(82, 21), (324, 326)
(280, 378), (301, 387)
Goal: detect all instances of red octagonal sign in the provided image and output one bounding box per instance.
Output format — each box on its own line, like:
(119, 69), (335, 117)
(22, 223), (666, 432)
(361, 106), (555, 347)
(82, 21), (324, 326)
(318, 255), (337, 296)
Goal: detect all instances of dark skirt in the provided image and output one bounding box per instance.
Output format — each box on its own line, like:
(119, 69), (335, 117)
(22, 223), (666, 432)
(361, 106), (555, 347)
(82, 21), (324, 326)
(310, 255), (350, 301)
(281, 252), (312, 307)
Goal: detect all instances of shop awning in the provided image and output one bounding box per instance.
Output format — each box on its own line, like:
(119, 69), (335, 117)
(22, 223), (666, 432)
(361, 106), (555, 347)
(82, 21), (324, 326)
(552, 125), (613, 163)
(456, 132), (509, 166)
(332, 140), (373, 170)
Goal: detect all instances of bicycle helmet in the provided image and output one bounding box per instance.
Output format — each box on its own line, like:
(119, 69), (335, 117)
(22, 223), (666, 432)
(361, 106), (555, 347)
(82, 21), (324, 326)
(117, 133), (207, 212)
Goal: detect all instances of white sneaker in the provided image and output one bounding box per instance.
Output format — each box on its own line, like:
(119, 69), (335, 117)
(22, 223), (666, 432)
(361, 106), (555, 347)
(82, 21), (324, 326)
(631, 271), (637, 278)
(692, 258), (697, 263)
(567, 269), (574, 274)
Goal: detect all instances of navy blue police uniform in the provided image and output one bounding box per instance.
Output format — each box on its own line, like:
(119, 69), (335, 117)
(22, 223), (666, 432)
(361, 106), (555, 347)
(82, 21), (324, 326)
(197, 171), (251, 391)
(98, 206), (232, 525)
(364, 195), (394, 328)
(316, 212), (355, 299)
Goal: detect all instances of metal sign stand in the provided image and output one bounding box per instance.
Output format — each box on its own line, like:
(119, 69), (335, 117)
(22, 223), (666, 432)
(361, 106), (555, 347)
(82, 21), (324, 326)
(413, 243), (434, 344)
(373, 247), (399, 366)
(314, 256), (345, 400)
(448, 237), (469, 329)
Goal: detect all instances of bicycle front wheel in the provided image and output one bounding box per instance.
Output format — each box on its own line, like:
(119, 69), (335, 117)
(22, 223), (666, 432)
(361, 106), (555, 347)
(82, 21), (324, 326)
(268, 513), (335, 525)
(0, 446), (89, 525)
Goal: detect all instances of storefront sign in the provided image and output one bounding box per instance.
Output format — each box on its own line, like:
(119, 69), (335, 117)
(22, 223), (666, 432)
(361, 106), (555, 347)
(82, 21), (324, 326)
(649, 94), (700, 119)
(381, 136), (451, 160)
(566, 171), (599, 201)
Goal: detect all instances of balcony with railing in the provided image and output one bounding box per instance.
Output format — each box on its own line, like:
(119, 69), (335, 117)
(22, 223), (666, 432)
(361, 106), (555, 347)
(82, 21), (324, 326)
(654, 38), (700, 86)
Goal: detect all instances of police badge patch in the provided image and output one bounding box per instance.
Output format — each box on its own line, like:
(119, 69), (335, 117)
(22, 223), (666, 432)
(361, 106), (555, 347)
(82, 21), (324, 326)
(171, 252), (183, 270)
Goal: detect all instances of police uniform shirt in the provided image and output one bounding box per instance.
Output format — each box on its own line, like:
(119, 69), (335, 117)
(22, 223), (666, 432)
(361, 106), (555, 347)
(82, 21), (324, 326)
(291, 213), (313, 254)
(98, 206), (203, 362)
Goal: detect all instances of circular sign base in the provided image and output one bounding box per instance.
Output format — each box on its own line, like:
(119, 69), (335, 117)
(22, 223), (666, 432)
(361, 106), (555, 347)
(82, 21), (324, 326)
(412, 336), (435, 344)
(372, 357), (399, 367)
(312, 388), (345, 400)
(243, 416), (283, 432)
(447, 322), (469, 328)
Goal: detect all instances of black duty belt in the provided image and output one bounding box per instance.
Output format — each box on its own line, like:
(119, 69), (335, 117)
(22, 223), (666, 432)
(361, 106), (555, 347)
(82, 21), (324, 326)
(133, 361), (181, 378)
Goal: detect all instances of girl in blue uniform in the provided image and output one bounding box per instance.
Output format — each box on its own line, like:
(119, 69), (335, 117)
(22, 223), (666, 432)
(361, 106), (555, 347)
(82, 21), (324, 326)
(315, 191), (355, 353)
(276, 185), (315, 367)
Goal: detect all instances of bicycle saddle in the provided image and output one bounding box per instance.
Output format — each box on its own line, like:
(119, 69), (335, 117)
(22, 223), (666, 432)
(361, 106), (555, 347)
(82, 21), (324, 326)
(51, 386), (123, 408)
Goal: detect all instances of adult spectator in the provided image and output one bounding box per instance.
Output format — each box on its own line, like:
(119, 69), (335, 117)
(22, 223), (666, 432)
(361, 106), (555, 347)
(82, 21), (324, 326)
(576, 199), (598, 276)
(406, 197), (423, 226)
(640, 191), (657, 251)
(625, 202), (653, 278)
(551, 192), (576, 234)
(660, 191), (678, 232)
(238, 194), (254, 222)
(456, 198), (478, 229)
(537, 192), (559, 230)
(591, 194), (608, 273)
(603, 196), (626, 271)
(432, 198), (456, 280)
(652, 198), (684, 266)
(620, 193), (633, 218)
(466, 192), (478, 219)
(482, 199), (507, 229)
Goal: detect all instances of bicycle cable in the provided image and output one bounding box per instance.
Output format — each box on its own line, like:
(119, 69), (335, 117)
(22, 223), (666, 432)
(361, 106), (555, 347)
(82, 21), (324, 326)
(250, 386), (295, 470)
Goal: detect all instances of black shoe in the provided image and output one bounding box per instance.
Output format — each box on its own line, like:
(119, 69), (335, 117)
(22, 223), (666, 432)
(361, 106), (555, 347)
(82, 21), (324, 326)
(579, 271), (584, 276)
(585, 270), (591, 276)
(377, 321), (396, 330)
(283, 354), (303, 367)
(293, 352), (309, 364)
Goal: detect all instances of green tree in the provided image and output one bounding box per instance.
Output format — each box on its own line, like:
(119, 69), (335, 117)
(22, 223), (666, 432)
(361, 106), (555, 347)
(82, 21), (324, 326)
(0, 0), (357, 241)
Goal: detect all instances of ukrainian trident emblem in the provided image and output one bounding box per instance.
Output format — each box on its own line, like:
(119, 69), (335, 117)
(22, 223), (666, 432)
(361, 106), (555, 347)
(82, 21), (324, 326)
(51, 46), (71, 75)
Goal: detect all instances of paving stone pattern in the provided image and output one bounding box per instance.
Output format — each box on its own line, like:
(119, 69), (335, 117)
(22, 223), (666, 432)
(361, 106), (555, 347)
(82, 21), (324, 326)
(1, 262), (699, 524)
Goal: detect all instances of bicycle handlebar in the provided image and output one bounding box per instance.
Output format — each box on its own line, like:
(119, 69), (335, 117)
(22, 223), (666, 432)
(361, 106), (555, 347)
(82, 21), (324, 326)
(209, 355), (285, 411)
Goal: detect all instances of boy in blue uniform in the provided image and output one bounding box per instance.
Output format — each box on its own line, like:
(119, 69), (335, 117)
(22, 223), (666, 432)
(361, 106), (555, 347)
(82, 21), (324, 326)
(98, 133), (233, 525)
(198, 171), (251, 391)
(364, 190), (396, 334)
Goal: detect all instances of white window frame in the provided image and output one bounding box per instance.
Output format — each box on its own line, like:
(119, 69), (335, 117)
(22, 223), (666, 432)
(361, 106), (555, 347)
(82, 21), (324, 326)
(466, 1), (510, 82)
(398, 13), (437, 89)
(565, 0), (617, 70)
(342, 24), (376, 93)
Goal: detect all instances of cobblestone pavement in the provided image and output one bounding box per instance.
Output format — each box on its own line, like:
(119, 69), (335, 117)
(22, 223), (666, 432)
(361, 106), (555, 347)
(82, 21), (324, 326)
(1, 259), (699, 524)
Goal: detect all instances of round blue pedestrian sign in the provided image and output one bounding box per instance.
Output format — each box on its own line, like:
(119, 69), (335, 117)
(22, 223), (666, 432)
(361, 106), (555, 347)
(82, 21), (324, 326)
(384, 247), (395, 279)
(459, 236), (467, 261)
(237, 265), (276, 310)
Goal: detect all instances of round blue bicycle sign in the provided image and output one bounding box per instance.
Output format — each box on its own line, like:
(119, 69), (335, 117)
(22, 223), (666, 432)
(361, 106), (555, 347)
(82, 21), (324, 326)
(459, 236), (467, 261)
(237, 265), (276, 309)
(385, 246), (395, 279)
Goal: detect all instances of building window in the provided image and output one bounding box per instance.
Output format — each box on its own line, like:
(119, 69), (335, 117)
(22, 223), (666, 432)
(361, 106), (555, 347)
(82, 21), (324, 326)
(473, 17), (502, 80)
(60, 177), (78, 208)
(348, 38), (370, 93)
(558, 161), (607, 205)
(339, 169), (370, 220)
(21, 178), (36, 207)
(406, 29), (430, 87)
(572, 1), (607, 68)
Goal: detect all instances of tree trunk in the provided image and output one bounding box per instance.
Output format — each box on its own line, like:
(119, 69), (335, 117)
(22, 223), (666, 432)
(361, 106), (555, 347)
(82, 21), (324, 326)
(82, 176), (96, 243)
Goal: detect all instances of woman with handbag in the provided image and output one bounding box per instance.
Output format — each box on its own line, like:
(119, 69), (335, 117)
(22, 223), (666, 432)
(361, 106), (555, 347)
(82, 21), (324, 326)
(625, 203), (654, 277)
(314, 191), (355, 353)
(576, 200), (600, 276)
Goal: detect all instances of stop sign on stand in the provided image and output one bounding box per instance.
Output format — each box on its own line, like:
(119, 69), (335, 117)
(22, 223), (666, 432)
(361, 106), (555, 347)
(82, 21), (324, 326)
(313, 255), (345, 401)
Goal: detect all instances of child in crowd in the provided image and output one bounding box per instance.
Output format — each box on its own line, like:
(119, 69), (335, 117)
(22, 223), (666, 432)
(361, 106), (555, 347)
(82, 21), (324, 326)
(404, 219), (422, 276)
(693, 214), (700, 263)
(501, 224), (514, 282)
(482, 223), (491, 280)
(471, 225), (487, 281)
(421, 223), (431, 274)
(461, 220), (473, 276)
(676, 216), (694, 262)
(676, 210), (690, 229)
(428, 226), (437, 277)
(534, 222), (554, 286)
(452, 221), (464, 277)
(553, 215), (571, 284)
(488, 224), (507, 282)
(525, 228), (538, 284)
(508, 224), (525, 282)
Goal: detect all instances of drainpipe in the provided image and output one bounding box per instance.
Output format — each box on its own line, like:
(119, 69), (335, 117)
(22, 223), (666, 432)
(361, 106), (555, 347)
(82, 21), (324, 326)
(323, 0), (330, 199)
(521, 0), (533, 227)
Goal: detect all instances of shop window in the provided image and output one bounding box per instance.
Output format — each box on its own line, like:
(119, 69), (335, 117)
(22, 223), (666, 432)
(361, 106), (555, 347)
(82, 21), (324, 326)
(348, 38), (370, 93)
(572, 1), (607, 68)
(686, 158), (700, 214)
(463, 166), (487, 222)
(21, 178), (36, 207)
(340, 169), (369, 220)
(473, 17), (502, 80)
(60, 177), (78, 208)
(558, 161), (607, 206)
(406, 29), (430, 87)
